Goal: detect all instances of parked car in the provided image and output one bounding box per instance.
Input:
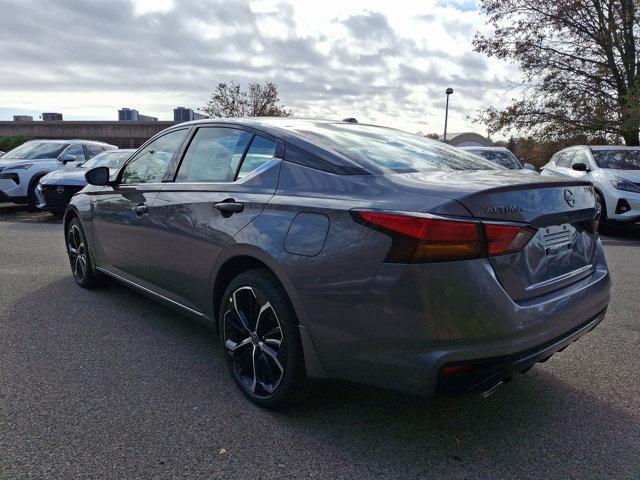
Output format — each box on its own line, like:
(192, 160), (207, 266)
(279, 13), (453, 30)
(460, 146), (538, 174)
(541, 146), (640, 228)
(0, 139), (117, 207)
(36, 149), (134, 214)
(64, 119), (610, 408)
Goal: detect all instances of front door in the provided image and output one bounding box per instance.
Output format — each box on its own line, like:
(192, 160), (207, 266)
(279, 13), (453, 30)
(146, 126), (281, 312)
(91, 128), (190, 282)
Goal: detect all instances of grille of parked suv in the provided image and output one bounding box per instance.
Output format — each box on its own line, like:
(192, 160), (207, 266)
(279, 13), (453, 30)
(543, 224), (573, 253)
(41, 185), (83, 209)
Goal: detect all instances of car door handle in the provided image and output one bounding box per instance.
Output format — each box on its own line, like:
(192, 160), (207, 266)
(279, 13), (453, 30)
(214, 200), (244, 216)
(132, 203), (148, 216)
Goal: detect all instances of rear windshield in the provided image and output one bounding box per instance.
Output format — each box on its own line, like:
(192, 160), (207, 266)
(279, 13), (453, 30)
(466, 150), (521, 170)
(293, 123), (499, 173)
(2, 141), (67, 160)
(592, 149), (640, 170)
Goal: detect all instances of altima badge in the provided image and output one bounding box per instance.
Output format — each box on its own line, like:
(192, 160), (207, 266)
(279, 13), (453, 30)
(56, 186), (65, 194)
(486, 205), (523, 214)
(564, 189), (576, 207)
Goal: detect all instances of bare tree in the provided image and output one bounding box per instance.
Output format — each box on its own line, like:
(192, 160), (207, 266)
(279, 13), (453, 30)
(202, 81), (292, 118)
(474, 0), (640, 145)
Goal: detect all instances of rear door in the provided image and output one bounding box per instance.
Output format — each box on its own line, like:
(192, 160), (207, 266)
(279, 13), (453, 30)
(146, 126), (281, 312)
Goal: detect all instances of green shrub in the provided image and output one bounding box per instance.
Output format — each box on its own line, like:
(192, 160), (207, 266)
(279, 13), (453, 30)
(0, 136), (32, 153)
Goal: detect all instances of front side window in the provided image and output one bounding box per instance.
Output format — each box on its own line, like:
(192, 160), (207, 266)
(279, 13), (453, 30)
(176, 127), (252, 183)
(63, 144), (86, 162)
(571, 150), (591, 167)
(291, 123), (497, 172)
(237, 136), (276, 179)
(556, 151), (574, 168)
(592, 149), (640, 170)
(1, 141), (67, 160)
(122, 129), (188, 184)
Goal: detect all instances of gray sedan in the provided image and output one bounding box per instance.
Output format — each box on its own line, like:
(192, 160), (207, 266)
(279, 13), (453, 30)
(64, 118), (610, 408)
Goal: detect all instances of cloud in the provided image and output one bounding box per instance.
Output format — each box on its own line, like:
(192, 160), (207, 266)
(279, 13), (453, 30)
(0, 0), (515, 134)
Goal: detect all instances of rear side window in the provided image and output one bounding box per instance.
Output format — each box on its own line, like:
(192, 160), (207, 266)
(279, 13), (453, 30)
(85, 144), (104, 159)
(236, 136), (276, 180)
(176, 127), (252, 183)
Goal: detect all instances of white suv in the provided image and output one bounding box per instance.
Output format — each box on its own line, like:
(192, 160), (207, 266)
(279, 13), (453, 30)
(541, 146), (640, 227)
(0, 139), (116, 206)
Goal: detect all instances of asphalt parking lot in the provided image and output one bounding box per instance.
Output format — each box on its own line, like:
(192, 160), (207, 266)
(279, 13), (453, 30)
(1, 203), (639, 480)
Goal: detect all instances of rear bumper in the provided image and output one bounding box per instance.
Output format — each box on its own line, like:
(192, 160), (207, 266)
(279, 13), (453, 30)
(302, 243), (611, 396)
(435, 308), (607, 395)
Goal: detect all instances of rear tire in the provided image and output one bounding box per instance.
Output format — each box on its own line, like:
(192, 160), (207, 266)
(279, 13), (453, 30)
(66, 217), (102, 289)
(219, 269), (317, 409)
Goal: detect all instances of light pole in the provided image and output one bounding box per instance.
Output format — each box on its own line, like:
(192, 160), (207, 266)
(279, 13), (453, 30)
(443, 87), (454, 142)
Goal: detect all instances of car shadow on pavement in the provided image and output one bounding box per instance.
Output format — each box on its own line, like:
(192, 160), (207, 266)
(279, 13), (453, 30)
(0, 203), (62, 224)
(3, 276), (639, 479)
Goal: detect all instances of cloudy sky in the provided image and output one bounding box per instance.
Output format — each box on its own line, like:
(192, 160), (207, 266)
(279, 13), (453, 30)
(0, 0), (519, 136)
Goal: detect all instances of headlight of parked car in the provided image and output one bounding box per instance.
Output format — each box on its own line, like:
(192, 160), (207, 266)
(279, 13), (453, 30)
(610, 175), (640, 193)
(5, 163), (34, 170)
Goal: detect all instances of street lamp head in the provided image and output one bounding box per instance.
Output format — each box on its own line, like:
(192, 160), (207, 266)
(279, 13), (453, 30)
(446, 87), (454, 95)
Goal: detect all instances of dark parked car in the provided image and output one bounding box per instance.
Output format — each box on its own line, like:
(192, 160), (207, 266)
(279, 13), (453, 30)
(64, 119), (610, 408)
(460, 146), (538, 174)
(36, 149), (134, 214)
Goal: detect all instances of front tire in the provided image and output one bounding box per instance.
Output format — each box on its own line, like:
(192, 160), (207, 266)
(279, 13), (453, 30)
(66, 217), (102, 288)
(220, 269), (315, 408)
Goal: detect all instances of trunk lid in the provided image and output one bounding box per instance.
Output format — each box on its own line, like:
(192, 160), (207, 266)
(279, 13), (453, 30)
(385, 170), (600, 301)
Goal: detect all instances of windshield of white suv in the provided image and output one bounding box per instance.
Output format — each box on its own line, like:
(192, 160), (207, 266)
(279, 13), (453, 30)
(592, 149), (640, 170)
(2, 141), (67, 160)
(467, 150), (522, 170)
(83, 150), (132, 169)
(293, 123), (498, 173)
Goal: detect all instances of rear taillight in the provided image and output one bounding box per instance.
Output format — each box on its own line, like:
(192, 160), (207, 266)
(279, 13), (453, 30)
(353, 210), (536, 263)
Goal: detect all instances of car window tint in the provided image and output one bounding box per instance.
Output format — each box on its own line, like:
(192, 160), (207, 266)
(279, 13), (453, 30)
(64, 144), (86, 161)
(236, 136), (276, 180)
(122, 129), (188, 184)
(85, 144), (104, 159)
(176, 127), (252, 183)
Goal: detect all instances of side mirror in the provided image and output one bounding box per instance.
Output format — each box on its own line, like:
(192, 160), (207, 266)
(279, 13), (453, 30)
(523, 163), (535, 170)
(59, 153), (76, 164)
(85, 166), (111, 186)
(572, 162), (589, 172)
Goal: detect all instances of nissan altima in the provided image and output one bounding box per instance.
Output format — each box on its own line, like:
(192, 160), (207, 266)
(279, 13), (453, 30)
(64, 118), (610, 408)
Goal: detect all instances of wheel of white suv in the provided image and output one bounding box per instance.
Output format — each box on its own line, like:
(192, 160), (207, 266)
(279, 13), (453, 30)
(219, 269), (317, 408)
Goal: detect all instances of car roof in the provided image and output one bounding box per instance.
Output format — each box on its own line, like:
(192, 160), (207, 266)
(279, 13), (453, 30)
(459, 146), (510, 152)
(24, 139), (116, 146)
(558, 145), (640, 152)
(164, 117), (405, 174)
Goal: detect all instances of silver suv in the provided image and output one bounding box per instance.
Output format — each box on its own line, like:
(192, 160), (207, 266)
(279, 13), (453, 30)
(0, 139), (116, 206)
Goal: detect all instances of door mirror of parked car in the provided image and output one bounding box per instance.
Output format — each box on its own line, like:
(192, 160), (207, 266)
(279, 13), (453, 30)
(523, 163), (535, 170)
(59, 153), (76, 164)
(572, 162), (589, 172)
(85, 166), (111, 186)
